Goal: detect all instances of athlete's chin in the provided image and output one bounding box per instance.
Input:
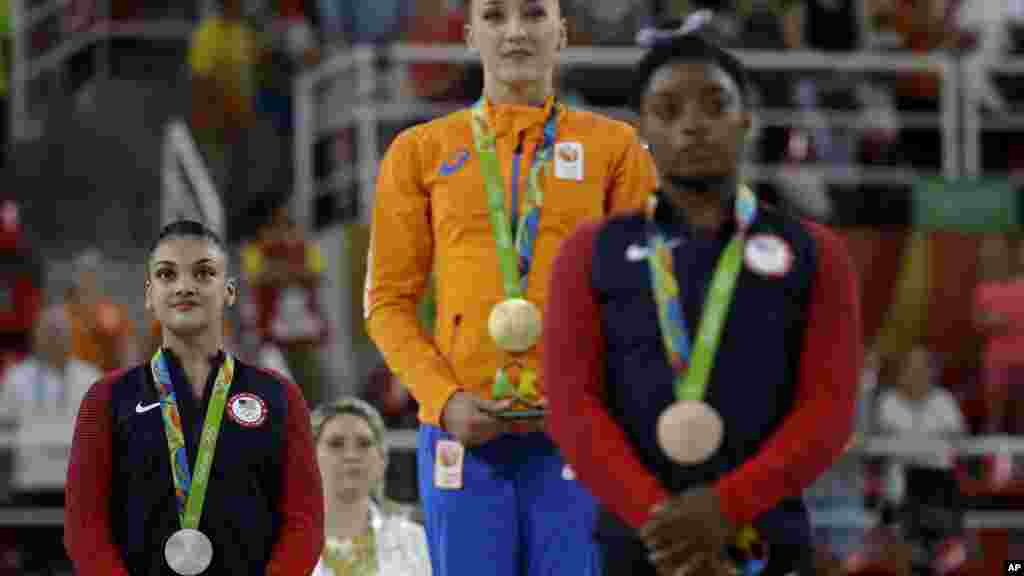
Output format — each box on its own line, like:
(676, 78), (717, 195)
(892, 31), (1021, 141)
(159, 316), (211, 338)
(333, 485), (371, 502)
(496, 68), (546, 88)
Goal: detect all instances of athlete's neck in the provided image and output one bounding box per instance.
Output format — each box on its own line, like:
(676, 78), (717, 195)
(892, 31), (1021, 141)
(325, 494), (371, 541)
(662, 174), (736, 234)
(483, 78), (553, 107)
(162, 329), (222, 398)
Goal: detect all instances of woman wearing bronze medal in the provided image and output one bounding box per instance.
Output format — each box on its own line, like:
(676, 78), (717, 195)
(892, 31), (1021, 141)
(364, 0), (658, 574)
(312, 397), (431, 576)
(64, 220), (324, 575)
(544, 20), (863, 576)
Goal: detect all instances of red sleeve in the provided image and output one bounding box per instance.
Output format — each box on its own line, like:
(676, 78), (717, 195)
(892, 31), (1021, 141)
(265, 376), (325, 576)
(544, 221), (671, 530)
(715, 221), (863, 526)
(63, 373), (132, 576)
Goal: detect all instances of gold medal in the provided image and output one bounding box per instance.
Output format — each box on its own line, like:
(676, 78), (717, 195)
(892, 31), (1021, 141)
(488, 298), (542, 353)
(656, 400), (724, 464)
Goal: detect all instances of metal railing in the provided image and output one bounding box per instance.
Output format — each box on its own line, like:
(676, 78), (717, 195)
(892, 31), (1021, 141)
(161, 117), (223, 238)
(293, 44), (965, 235)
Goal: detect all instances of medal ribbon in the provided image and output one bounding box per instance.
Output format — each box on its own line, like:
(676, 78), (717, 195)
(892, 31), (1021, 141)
(470, 98), (559, 298)
(646, 185), (757, 402)
(151, 348), (235, 529)
(471, 99), (558, 405)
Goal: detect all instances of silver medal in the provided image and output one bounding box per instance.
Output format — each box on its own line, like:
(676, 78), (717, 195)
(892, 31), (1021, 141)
(164, 528), (213, 575)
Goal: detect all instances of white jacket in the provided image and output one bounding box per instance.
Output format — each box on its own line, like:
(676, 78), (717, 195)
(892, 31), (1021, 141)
(313, 503), (432, 576)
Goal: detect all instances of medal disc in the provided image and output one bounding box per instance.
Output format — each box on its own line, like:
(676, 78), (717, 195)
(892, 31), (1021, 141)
(164, 528), (214, 575)
(488, 298), (542, 352)
(656, 400), (724, 464)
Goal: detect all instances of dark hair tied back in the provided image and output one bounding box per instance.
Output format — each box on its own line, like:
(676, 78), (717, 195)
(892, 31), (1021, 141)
(630, 11), (750, 112)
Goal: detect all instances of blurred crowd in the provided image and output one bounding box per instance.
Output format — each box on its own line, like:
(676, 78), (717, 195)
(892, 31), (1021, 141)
(0, 0), (1022, 573)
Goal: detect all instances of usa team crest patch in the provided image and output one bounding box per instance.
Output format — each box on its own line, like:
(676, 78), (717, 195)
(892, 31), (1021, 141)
(744, 234), (793, 277)
(227, 393), (267, 428)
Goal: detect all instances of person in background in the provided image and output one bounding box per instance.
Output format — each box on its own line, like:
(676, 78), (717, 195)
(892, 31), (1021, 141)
(242, 203), (327, 407)
(873, 0), (973, 172)
(189, 0), (260, 198)
(974, 236), (1024, 435)
(64, 248), (138, 373)
(3, 306), (101, 493)
(0, 200), (41, 371)
(875, 345), (967, 575)
(364, 0), (658, 574)
(312, 397), (431, 576)
(1, 305), (100, 576)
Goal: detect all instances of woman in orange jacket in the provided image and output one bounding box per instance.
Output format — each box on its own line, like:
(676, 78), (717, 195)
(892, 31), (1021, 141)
(364, 1), (657, 574)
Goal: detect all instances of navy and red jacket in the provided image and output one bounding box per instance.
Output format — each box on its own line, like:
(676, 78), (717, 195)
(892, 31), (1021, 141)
(64, 350), (324, 575)
(544, 191), (862, 566)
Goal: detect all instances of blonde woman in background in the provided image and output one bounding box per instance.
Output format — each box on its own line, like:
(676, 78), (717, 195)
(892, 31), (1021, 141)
(312, 397), (431, 576)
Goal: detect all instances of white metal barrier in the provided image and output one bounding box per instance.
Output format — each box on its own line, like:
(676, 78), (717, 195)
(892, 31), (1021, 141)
(161, 117), (224, 238)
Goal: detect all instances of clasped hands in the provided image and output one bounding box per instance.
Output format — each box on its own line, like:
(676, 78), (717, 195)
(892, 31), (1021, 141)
(441, 391), (547, 447)
(639, 486), (737, 576)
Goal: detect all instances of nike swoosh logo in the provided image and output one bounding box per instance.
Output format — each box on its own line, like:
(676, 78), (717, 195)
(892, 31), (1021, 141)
(625, 238), (682, 261)
(135, 402), (163, 414)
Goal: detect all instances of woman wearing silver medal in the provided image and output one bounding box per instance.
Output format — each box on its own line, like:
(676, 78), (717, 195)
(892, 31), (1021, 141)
(364, 0), (658, 573)
(64, 220), (324, 575)
(312, 397), (431, 576)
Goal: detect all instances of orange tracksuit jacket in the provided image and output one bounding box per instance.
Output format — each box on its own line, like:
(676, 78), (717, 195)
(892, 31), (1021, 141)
(365, 97), (657, 426)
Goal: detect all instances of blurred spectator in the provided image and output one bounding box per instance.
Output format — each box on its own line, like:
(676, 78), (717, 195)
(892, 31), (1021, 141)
(844, 523), (915, 576)
(874, 0), (972, 172)
(0, 306), (99, 576)
(876, 346), (967, 573)
(189, 0), (260, 198)
(250, 0), (320, 135)
(63, 248), (137, 373)
(241, 204), (327, 407)
(317, 0), (411, 47)
(401, 0), (469, 103)
(1, 306), (99, 493)
(0, 200), (41, 372)
(877, 347), (964, 502)
(973, 236), (1024, 435)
